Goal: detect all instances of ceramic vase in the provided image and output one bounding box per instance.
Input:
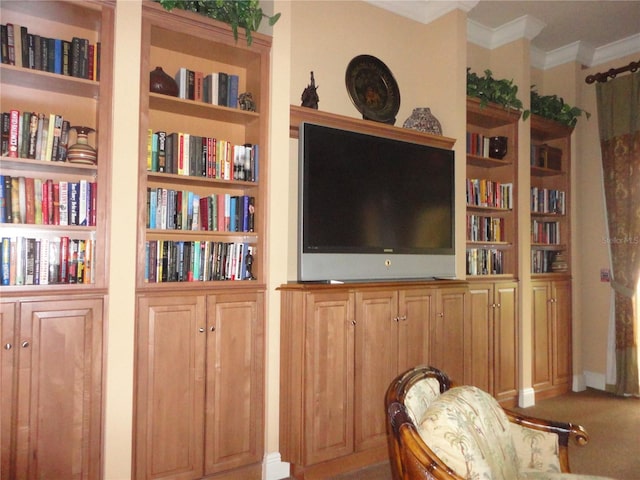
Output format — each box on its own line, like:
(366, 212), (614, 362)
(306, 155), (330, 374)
(68, 126), (97, 165)
(402, 107), (442, 135)
(150, 66), (179, 97)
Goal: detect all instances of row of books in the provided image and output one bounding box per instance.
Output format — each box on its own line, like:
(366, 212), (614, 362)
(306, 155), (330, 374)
(147, 130), (258, 182)
(0, 23), (98, 80)
(467, 215), (505, 243)
(466, 131), (497, 157)
(466, 248), (504, 275)
(1, 236), (95, 286)
(145, 240), (255, 283)
(466, 179), (513, 209)
(532, 250), (561, 274)
(174, 68), (240, 108)
(0, 175), (97, 226)
(2, 109), (74, 162)
(531, 220), (561, 244)
(531, 187), (566, 215)
(147, 189), (255, 233)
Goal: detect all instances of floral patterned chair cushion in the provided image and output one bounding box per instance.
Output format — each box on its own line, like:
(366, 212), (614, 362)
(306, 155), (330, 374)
(417, 385), (521, 480)
(415, 384), (618, 480)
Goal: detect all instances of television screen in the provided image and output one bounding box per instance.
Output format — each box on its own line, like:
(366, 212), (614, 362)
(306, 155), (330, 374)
(298, 122), (456, 282)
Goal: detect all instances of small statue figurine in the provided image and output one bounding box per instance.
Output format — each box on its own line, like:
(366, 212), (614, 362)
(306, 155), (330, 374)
(238, 92), (256, 112)
(245, 251), (256, 280)
(301, 71), (319, 109)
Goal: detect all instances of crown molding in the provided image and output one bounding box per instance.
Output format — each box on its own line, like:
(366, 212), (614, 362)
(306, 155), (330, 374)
(467, 15), (546, 50)
(366, 0), (478, 25)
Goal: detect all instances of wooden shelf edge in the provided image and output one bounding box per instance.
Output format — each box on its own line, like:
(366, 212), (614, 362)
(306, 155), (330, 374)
(530, 114), (574, 141)
(466, 97), (522, 127)
(289, 105), (456, 150)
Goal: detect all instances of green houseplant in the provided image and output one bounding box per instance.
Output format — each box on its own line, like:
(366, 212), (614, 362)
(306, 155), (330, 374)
(467, 68), (530, 119)
(530, 88), (590, 128)
(156, 0), (281, 45)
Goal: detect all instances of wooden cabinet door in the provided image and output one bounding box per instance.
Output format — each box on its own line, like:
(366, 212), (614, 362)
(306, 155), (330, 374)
(467, 283), (493, 392)
(303, 291), (354, 465)
(532, 282), (553, 390)
(204, 292), (264, 475)
(1, 301), (16, 480)
(397, 288), (434, 374)
(552, 281), (572, 386)
(354, 289), (398, 451)
(135, 295), (206, 480)
(15, 298), (103, 480)
(493, 282), (518, 402)
(431, 286), (468, 383)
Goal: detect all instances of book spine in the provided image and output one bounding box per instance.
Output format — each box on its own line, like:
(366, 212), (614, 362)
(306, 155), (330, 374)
(8, 109), (19, 157)
(59, 181), (68, 226)
(1, 238), (10, 285)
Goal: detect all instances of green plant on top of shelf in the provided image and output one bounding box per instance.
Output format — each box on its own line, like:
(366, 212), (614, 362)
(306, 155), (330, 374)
(467, 68), (530, 119)
(156, 0), (281, 46)
(530, 88), (590, 128)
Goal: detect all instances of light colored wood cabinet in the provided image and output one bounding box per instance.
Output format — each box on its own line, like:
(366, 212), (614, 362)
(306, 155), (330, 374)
(1, 297), (103, 480)
(135, 291), (264, 480)
(279, 281), (464, 478)
(468, 280), (518, 405)
(531, 278), (572, 398)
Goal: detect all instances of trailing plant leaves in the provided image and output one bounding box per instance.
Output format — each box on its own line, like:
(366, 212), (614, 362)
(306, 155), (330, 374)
(156, 0), (280, 45)
(466, 68), (527, 115)
(530, 88), (590, 127)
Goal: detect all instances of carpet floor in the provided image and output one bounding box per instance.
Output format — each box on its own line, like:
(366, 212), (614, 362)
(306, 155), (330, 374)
(295, 388), (640, 480)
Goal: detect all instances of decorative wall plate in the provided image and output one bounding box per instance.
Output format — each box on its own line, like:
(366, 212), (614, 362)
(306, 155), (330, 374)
(345, 54), (400, 125)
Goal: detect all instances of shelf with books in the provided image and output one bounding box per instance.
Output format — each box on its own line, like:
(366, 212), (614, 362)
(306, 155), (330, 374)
(466, 97), (520, 278)
(137, 2), (270, 291)
(0, 0), (113, 294)
(530, 114), (572, 276)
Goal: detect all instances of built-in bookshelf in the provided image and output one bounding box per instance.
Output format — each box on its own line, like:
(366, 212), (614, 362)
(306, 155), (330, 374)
(466, 97), (520, 277)
(0, 0), (113, 292)
(136, 3), (270, 289)
(530, 114), (572, 275)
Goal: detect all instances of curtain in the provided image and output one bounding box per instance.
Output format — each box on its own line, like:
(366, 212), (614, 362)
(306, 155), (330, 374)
(596, 71), (640, 396)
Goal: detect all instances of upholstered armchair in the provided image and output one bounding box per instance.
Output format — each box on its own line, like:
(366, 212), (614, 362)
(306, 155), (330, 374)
(385, 365), (616, 480)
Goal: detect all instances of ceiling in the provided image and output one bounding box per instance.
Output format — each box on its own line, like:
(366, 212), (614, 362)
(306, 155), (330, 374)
(367, 0), (640, 69)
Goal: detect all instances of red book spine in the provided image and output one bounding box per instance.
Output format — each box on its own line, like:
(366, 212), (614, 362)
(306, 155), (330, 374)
(59, 236), (69, 283)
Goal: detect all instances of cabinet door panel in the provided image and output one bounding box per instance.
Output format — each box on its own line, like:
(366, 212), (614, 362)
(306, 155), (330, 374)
(431, 287), (468, 383)
(355, 290), (398, 451)
(136, 295), (206, 480)
(552, 281), (572, 385)
(398, 289), (433, 373)
(532, 283), (552, 389)
(304, 292), (354, 465)
(205, 292), (264, 474)
(494, 283), (518, 401)
(16, 298), (103, 480)
(1, 302), (16, 480)
(468, 284), (492, 392)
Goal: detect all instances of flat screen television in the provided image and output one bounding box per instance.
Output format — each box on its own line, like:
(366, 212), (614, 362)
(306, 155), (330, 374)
(298, 122), (456, 282)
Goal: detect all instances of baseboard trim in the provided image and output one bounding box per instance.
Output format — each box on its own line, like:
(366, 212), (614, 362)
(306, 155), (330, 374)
(573, 373), (586, 392)
(263, 452), (290, 480)
(583, 370), (606, 391)
(519, 387), (536, 408)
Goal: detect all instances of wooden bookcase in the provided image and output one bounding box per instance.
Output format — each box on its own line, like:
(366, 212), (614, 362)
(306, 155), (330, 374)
(465, 97), (520, 278)
(0, 2), (114, 478)
(133, 4), (270, 479)
(0, 0), (114, 293)
(530, 114), (573, 275)
(135, 3), (270, 291)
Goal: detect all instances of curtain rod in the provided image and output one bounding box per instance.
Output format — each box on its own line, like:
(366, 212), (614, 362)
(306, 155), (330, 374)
(585, 60), (640, 84)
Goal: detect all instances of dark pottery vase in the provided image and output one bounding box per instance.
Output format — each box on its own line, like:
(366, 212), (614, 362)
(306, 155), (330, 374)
(488, 136), (508, 159)
(68, 126), (97, 165)
(402, 107), (442, 135)
(150, 66), (179, 97)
